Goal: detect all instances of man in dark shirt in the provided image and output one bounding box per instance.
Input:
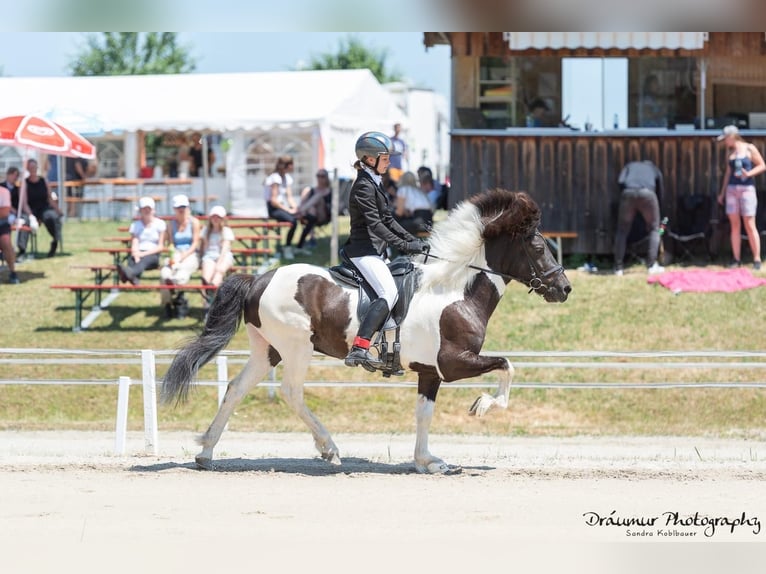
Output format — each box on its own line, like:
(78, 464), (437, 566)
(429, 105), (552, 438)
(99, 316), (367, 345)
(614, 160), (664, 275)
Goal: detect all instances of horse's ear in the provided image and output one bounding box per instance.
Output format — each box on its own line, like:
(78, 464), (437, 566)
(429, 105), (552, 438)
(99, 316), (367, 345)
(478, 190), (541, 238)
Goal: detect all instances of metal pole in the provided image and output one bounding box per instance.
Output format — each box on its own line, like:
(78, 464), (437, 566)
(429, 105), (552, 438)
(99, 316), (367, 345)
(699, 59), (707, 130)
(201, 134), (210, 214)
(330, 167), (339, 267)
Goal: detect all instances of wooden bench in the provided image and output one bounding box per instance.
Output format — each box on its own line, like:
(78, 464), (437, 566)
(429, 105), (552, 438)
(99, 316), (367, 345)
(541, 231), (578, 266)
(70, 264), (119, 287)
(51, 283), (218, 331)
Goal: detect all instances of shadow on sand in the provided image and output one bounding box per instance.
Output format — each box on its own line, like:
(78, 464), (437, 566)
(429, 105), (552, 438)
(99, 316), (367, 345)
(130, 456), (493, 476)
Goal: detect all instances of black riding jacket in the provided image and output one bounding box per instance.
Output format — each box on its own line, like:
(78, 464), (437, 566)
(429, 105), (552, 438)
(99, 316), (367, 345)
(343, 169), (417, 258)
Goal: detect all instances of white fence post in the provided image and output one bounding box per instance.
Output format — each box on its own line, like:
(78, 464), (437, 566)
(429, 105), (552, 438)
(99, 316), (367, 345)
(216, 355), (228, 407)
(114, 376), (130, 455)
(141, 349), (158, 455)
(268, 367), (277, 400)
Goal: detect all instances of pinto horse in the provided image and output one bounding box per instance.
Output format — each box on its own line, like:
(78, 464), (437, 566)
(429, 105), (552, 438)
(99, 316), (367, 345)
(163, 189), (572, 473)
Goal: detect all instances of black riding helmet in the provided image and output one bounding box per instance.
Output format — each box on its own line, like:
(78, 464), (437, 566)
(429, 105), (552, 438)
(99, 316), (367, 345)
(355, 131), (400, 173)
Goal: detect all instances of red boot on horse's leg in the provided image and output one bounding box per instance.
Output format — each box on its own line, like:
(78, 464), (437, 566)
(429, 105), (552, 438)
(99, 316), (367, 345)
(344, 298), (390, 369)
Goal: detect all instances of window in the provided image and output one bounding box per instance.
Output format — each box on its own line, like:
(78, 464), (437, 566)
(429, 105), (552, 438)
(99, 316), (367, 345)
(477, 57), (562, 128)
(629, 57), (698, 127)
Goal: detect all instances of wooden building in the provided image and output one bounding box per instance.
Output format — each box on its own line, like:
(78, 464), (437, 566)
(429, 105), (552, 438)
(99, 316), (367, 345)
(423, 32), (766, 255)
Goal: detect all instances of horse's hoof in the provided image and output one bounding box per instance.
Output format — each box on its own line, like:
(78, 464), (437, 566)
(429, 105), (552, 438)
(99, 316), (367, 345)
(468, 393), (494, 417)
(195, 456), (214, 470)
(321, 451), (342, 466)
(415, 460), (462, 475)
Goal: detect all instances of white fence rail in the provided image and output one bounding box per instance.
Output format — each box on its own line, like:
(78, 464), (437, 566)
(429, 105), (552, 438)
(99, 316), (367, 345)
(1, 348), (766, 456)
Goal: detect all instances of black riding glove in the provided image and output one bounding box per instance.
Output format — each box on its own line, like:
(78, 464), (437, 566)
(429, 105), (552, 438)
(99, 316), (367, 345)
(404, 240), (427, 255)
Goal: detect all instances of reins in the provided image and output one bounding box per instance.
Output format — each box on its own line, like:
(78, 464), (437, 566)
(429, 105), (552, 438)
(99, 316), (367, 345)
(422, 231), (564, 294)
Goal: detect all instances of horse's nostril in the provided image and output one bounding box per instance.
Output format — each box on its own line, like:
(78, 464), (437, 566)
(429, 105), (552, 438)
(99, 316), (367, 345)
(564, 285), (572, 294)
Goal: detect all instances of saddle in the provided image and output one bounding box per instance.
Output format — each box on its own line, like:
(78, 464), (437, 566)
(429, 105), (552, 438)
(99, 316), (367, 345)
(328, 251), (421, 376)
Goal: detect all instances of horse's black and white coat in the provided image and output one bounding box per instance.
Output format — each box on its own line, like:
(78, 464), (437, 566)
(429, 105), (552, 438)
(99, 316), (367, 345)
(164, 190), (571, 473)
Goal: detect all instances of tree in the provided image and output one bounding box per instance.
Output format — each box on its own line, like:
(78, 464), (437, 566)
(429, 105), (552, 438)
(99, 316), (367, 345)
(69, 33), (195, 76)
(303, 35), (402, 84)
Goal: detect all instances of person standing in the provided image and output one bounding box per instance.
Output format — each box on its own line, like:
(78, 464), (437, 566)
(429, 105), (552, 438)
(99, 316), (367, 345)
(343, 131), (427, 369)
(613, 160), (665, 275)
(264, 155), (299, 260)
(389, 123), (407, 181)
(717, 125), (764, 270)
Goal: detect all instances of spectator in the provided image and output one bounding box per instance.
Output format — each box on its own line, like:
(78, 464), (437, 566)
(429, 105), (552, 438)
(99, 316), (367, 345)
(639, 75), (667, 128)
(613, 160), (665, 276)
(0, 175), (19, 284)
(188, 133), (215, 177)
(395, 171), (433, 236)
(417, 166), (443, 210)
(381, 169), (398, 212)
(64, 156), (88, 217)
(200, 205), (235, 287)
(389, 123), (407, 181)
(526, 98), (549, 128)
(18, 159), (62, 258)
(264, 155), (299, 260)
(717, 125), (764, 270)
(117, 196), (167, 285)
(296, 169), (333, 253)
(160, 194), (201, 319)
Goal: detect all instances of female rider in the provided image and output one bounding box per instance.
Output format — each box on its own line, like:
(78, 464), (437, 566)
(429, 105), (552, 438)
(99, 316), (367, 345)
(344, 131), (427, 369)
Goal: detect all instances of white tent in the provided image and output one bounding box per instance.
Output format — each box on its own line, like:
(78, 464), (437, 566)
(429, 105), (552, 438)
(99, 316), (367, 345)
(0, 69), (407, 214)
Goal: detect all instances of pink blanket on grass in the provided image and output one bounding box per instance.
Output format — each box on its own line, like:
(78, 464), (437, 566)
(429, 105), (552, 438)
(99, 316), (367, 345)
(647, 268), (766, 293)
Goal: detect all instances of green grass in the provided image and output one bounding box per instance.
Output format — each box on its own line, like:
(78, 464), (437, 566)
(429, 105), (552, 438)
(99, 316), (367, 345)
(1, 218), (765, 437)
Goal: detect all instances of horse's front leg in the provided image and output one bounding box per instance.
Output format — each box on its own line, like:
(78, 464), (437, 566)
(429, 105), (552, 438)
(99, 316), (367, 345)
(468, 359), (514, 417)
(412, 366), (456, 474)
(438, 344), (514, 418)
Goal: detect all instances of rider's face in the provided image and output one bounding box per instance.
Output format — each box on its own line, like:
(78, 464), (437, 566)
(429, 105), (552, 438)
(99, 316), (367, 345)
(374, 154), (390, 174)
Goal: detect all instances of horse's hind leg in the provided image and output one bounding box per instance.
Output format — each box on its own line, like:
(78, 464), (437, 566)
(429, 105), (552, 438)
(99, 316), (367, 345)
(278, 343), (341, 465)
(196, 324), (275, 469)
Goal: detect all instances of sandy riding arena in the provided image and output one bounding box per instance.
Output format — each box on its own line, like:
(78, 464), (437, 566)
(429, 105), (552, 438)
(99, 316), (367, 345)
(2, 431), (766, 573)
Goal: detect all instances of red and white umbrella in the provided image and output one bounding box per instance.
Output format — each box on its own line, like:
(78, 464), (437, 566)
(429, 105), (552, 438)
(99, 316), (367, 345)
(0, 115), (97, 236)
(0, 114), (96, 158)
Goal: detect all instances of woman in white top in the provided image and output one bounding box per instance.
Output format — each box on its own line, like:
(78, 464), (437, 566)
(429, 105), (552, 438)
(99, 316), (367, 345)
(394, 171), (433, 236)
(118, 196), (167, 285)
(200, 205), (235, 286)
(264, 155), (299, 260)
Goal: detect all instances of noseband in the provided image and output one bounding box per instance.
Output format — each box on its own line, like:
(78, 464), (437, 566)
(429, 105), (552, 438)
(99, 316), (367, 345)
(518, 231), (565, 294)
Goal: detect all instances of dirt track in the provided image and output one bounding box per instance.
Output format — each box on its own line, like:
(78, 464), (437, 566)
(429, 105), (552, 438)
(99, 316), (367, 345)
(2, 431), (766, 573)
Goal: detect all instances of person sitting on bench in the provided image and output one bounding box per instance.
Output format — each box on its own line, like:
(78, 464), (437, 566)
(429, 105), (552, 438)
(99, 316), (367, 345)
(118, 196), (167, 285)
(160, 194), (201, 319)
(200, 205), (235, 288)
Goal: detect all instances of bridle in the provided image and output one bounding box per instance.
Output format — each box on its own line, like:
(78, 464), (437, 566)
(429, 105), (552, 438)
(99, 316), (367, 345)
(426, 231), (564, 294)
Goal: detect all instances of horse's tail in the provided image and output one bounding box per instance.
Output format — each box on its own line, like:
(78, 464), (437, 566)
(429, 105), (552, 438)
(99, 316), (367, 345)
(162, 273), (256, 405)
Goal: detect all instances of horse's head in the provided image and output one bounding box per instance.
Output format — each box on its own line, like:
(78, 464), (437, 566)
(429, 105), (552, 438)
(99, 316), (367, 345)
(473, 189), (571, 302)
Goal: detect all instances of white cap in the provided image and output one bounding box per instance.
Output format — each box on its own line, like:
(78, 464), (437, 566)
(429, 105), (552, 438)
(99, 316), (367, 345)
(717, 125), (739, 141)
(138, 196), (155, 210)
(209, 205), (227, 218)
(172, 194), (190, 208)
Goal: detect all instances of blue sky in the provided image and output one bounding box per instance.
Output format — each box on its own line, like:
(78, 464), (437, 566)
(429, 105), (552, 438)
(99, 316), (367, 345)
(2, 32), (451, 99)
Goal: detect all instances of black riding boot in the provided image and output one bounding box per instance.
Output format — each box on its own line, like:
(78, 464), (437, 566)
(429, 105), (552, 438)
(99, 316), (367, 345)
(345, 298), (390, 369)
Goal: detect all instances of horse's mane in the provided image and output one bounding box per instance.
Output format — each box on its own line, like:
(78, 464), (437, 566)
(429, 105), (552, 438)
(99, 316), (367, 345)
(420, 189), (540, 293)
